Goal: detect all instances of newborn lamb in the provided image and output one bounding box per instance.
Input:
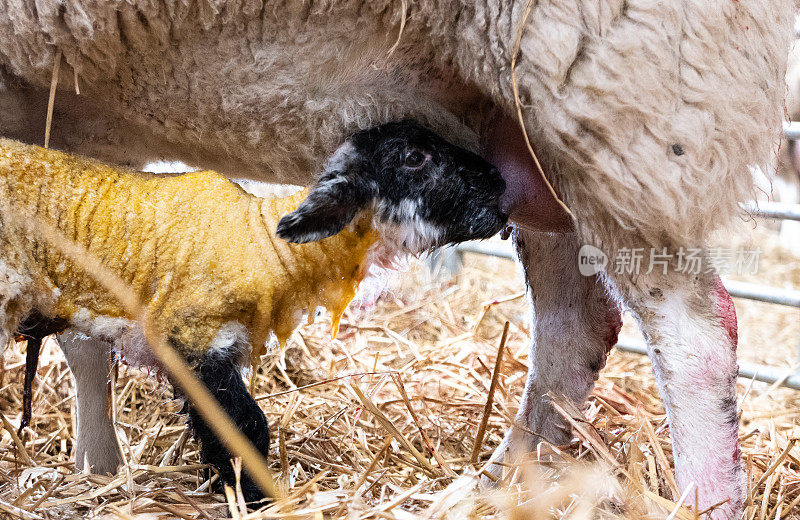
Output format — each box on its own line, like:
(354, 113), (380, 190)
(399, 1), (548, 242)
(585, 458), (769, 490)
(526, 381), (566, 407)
(0, 120), (506, 503)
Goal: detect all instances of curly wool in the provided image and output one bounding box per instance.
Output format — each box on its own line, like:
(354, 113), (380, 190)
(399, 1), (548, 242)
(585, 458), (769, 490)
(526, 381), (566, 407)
(0, 1), (795, 248)
(428, 1), (796, 248)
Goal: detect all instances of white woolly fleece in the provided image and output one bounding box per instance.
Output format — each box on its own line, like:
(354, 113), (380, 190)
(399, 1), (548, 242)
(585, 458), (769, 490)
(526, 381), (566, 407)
(0, 1), (794, 251)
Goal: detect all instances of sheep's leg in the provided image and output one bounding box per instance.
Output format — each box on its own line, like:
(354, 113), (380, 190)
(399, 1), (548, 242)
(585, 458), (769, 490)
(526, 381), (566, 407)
(59, 331), (123, 474)
(484, 230), (621, 480)
(184, 350), (270, 505)
(609, 271), (743, 519)
(19, 336), (41, 435)
(16, 312), (68, 434)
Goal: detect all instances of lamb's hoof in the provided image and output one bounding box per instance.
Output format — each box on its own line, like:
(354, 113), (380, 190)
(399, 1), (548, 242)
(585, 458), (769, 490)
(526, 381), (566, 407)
(74, 444), (123, 476)
(212, 475), (269, 510)
(242, 486), (268, 509)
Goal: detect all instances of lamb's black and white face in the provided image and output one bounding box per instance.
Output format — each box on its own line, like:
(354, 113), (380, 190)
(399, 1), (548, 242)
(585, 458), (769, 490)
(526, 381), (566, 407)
(277, 121), (508, 253)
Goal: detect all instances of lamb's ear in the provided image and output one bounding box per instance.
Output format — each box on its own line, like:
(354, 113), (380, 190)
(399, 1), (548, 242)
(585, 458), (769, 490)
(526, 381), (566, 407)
(277, 145), (372, 243)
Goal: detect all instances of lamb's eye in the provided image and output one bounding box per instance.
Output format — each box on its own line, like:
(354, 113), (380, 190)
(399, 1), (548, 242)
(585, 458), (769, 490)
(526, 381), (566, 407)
(404, 150), (427, 169)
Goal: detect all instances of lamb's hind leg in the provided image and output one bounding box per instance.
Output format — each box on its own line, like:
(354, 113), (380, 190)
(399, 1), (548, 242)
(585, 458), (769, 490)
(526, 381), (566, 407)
(608, 270), (743, 519)
(59, 330), (123, 474)
(16, 311), (68, 433)
(485, 230), (621, 480)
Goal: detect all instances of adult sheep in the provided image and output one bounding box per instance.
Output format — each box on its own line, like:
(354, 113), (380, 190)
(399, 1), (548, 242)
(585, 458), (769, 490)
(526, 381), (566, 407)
(0, 2), (795, 518)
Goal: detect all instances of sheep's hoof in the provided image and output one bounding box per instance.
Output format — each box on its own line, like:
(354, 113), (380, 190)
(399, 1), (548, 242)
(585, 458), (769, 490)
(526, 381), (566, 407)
(479, 460), (505, 490)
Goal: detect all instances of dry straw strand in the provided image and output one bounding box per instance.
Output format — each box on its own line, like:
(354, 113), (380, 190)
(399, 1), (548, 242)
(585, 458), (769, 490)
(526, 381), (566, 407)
(44, 49), (61, 149)
(470, 321), (509, 463)
(511, 0), (574, 220)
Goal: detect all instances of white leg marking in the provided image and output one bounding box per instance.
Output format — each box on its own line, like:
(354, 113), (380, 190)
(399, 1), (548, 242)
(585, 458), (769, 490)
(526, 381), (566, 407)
(59, 330), (123, 475)
(611, 273), (743, 520)
(207, 321), (251, 364)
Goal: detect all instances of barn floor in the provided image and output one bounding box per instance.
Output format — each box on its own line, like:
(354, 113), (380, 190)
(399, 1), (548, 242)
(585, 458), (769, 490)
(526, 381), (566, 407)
(0, 221), (798, 519)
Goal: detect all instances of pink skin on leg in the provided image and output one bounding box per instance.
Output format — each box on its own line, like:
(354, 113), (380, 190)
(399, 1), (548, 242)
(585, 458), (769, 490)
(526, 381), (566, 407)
(711, 278), (743, 470)
(615, 273), (744, 519)
(712, 277), (738, 348)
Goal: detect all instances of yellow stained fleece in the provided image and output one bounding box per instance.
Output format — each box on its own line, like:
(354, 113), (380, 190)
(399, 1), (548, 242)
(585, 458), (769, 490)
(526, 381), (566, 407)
(0, 138), (378, 364)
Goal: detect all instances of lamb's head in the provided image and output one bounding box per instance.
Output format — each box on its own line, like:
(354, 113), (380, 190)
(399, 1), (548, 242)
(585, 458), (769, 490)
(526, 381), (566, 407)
(276, 121), (508, 253)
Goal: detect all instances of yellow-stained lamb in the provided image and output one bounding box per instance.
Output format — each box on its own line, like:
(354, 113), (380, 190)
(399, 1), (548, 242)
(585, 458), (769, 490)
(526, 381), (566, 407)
(0, 139), (376, 363)
(0, 120), (507, 503)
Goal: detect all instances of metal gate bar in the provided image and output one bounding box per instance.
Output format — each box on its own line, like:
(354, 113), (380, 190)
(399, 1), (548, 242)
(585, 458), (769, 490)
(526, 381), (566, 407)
(784, 122), (800, 140)
(617, 341), (800, 390)
(452, 245), (800, 309)
(741, 200), (800, 221)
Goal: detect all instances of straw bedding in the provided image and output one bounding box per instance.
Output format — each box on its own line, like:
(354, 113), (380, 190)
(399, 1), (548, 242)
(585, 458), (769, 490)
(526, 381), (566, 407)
(0, 221), (798, 519)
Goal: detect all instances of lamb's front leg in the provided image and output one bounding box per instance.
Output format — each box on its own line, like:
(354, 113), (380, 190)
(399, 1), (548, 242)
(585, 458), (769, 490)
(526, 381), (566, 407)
(177, 330), (271, 505)
(485, 230), (621, 479)
(610, 271), (743, 519)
